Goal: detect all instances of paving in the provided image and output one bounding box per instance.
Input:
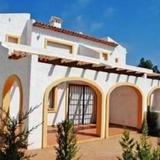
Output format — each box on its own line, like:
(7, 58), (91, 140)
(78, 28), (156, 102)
(47, 124), (98, 146)
(28, 132), (159, 160)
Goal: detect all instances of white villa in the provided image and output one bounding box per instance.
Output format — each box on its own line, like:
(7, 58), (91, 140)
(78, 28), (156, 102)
(0, 13), (160, 149)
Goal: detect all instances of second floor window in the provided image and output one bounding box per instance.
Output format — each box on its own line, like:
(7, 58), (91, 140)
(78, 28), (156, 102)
(6, 34), (20, 44)
(102, 53), (108, 61)
(48, 87), (57, 112)
(45, 39), (73, 54)
(115, 57), (119, 63)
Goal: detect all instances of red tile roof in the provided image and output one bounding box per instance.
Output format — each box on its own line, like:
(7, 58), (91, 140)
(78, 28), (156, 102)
(33, 22), (118, 48)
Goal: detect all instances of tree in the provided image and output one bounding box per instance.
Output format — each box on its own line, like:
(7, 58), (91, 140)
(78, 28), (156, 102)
(138, 58), (160, 73)
(138, 58), (153, 69)
(0, 107), (39, 160)
(55, 120), (78, 160)
(153, 65), (160, 73)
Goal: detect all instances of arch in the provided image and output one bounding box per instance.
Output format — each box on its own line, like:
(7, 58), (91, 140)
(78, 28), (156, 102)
(106, 82), (143, 138)
(147, 86), (160, 111)
(42, 77), (104, 148)
(2, 75), (23, 120)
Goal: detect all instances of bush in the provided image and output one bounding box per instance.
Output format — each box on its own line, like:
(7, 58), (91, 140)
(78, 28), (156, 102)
(55, 120), (78, 160)
(136, 121), (153, 160)
(0, 107), (39, 160)
(152, 147), (160, 160)
(118, 123), (160, 160)
(118, 130), (136, 160)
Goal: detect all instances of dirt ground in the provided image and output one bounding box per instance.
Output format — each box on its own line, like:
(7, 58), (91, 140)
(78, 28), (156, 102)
(28, 132), (159, 160)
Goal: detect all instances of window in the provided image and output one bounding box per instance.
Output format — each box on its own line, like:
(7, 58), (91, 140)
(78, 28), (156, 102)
(48, 87), (57, 112)
(45, 39), (73, 54)
(102, 53), (108, 61)
(6, 34), (20, 44)
(115, 57), (119, 63)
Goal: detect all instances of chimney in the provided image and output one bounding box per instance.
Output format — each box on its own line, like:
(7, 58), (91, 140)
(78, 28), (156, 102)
(49, 16), (63, 28)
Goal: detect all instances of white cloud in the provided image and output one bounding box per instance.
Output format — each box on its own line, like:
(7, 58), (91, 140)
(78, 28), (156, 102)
(149, 5), (160, 16)
(90, 22), (104, 32)
(148, 0), (160, 16)
(61, 0), (91, 19)
(78, 0), (91, 7)
(73, 15), (104, 34)
(104, 7), (116, 18)
(74, 15), (87, 32)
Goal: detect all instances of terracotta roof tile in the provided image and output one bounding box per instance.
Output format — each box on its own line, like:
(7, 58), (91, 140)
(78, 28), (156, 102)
(33, 22), (118, 48)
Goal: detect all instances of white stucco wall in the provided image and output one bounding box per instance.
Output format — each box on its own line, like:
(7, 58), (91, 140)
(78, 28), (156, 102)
(26, 53), (160, 149)
(0, 45), (32, 149)
(0, 44), (159, 149)
(110, 44), (127, 66)
(9, 82), (20, 119)
(0, 13), (31, 45)
(48, 83), (66, 125)
(78, 44), (100, 59)
(0, 46), (31, 111)
(31, 27), (122, 66)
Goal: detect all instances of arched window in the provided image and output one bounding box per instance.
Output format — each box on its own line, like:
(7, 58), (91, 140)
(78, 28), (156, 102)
(48, 87), (57, 112)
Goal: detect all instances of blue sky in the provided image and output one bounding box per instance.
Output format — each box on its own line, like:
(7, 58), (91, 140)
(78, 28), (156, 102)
(0, 0), (160, 66)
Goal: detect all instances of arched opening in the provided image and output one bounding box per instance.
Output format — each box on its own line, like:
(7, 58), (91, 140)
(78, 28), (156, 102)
(42, 77), (103, 148)
(106, 83), (143, 137)
(148, 87), (160, 128)
(2, 75), (23, 124)
(148, 87), (160, 112)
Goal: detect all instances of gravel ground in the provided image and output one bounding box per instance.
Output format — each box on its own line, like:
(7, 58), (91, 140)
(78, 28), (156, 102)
(28, 132), (159, 160)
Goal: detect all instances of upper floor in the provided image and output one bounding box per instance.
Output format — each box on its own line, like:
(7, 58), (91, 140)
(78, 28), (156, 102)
(0, 13), (153, 73)
(0, 13), (126, 64)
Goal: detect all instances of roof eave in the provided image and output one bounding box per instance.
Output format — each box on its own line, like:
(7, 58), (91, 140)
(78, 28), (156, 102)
(33, 22), (118, 48)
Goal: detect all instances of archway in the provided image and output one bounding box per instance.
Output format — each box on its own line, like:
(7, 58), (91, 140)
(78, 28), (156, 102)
(42, 77), (103, 148)
(2, 75), (23, 125)
(106, 83), (143, 137)
(147, 87), (160, 128)
(148, 87), (160, 112)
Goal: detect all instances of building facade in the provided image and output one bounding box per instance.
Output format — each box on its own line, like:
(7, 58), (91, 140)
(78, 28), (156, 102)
(0, 13), (160, 149)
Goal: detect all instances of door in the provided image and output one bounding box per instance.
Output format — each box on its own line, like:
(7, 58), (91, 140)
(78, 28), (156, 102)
(68, 84), (96, 125)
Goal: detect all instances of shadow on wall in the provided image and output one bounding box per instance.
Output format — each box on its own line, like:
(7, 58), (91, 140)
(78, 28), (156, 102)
(81, 69), (85, 77)
(105, 73), (110, 81)
(48, 65), (55, 76)
(65, 67), (71, 77)
(94, 71), (98, 81)
(52, 85), (65, 124)
(48, 65), (72, 77)
(10, 84), (17, 101)
(47, 63), (111, 81)
(116, 74), (120, 82)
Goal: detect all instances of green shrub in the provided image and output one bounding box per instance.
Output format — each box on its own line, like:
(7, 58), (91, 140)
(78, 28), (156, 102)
(118, 122), (160, 160)
(0, 107), (39, 160)
(118, 130), (136, 160)
(152, 146), (160, 160)
(136, 121), (153, 160)
(55, 120), (78, 160)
